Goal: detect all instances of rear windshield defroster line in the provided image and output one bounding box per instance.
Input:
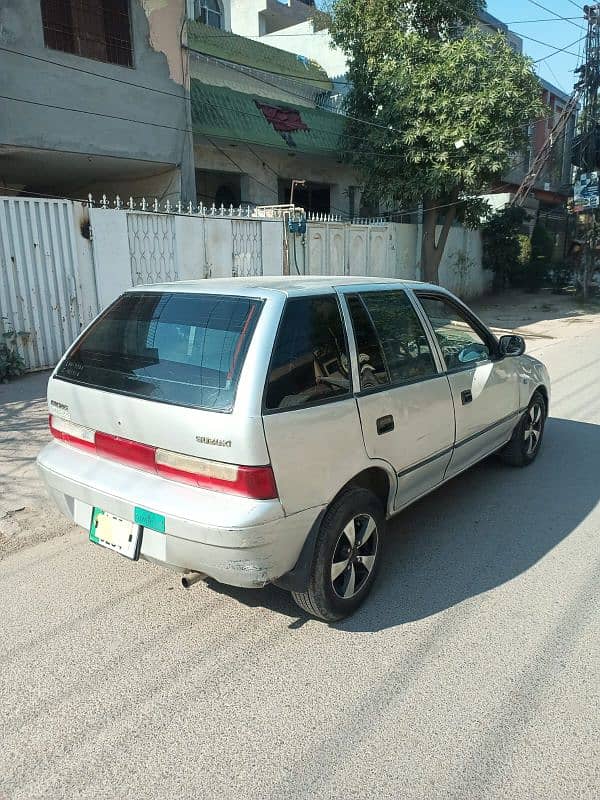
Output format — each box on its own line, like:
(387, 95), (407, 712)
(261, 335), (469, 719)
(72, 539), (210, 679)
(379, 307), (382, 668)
(56, 292), (264, 412)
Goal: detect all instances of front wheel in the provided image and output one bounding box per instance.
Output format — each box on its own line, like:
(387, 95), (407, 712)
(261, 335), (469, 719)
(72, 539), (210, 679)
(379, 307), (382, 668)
(292, 488), (384, 622)
(498, 390), (547, 467)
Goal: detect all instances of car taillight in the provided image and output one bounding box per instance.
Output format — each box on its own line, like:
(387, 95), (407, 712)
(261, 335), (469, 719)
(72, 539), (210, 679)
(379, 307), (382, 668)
(95, 431), (156, 471)
(49, 415), (96, 452)
(48, 415), (277, 500)
(155, 449), (278, 500)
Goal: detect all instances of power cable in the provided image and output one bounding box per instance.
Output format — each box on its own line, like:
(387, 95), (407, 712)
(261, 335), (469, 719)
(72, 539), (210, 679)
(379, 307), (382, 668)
(206, 135), (348, 216)
(0, 93), (565, 160)
(520, 31), (584, 59)
(0, 45), (189, 103)
(506, 16), (584, 24)
(2, 19), (582, 110)
(533, 34), (585, 63)
(0, 148), (563, 223)
(524, 0), (585, 31)
(545, 60), (569, 93)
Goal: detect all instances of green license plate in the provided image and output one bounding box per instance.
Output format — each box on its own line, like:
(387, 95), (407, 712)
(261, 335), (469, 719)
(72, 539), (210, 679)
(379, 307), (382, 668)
(134, 506), (165, 534)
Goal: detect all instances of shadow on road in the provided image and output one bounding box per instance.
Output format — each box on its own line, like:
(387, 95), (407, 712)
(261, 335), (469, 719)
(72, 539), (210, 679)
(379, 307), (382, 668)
(207, 417), (600, 631)
(0, 370), (51, 441)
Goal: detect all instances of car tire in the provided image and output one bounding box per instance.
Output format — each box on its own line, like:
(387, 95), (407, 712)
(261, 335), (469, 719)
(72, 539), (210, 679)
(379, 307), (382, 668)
(291, 487), (384, 622)
(498, 390), (547, 467)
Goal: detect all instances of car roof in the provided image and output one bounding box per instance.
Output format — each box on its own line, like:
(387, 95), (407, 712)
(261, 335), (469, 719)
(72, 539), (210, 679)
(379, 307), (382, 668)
(127, 275), (444, 298)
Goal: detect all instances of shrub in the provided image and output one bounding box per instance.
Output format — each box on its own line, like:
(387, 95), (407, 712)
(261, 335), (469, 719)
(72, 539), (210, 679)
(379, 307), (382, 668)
(526, 221), (554, 291)
(482, 206), (527, 289)
(0, 331), (26, 382)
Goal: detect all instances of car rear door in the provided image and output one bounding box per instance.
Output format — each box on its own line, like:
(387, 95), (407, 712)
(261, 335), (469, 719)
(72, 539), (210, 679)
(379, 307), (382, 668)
(341, 287), (456, 511)
(415, 291), (520, 477)
(261, 292), (369, 516)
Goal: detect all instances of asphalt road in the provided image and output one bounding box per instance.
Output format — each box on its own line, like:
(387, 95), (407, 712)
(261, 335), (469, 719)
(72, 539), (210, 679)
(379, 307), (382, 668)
(1, 320), (599, 800)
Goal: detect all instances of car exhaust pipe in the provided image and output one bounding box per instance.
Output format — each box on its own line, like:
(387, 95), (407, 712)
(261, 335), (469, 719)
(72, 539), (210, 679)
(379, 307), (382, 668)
(181, 571), (207, 589)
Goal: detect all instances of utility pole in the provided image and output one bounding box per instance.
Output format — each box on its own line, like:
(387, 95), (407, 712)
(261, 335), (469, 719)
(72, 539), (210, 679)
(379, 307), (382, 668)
(572, 3), (600, 300)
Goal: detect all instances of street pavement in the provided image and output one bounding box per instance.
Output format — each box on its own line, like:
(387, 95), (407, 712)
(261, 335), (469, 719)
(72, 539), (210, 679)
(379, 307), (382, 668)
(1, 299), (599, 800)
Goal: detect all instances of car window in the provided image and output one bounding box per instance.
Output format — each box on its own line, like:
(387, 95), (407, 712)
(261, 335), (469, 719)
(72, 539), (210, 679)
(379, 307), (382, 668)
(350, 291), (437, 388)
(418, 295), (490, 370)
(346, 295), (390, 389)
(264, 295), (351, 411)
(56, 292), (262, 411)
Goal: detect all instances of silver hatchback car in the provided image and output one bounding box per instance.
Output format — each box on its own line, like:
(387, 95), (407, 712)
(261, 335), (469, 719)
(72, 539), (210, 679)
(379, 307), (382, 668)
(38, 277), (550, 621)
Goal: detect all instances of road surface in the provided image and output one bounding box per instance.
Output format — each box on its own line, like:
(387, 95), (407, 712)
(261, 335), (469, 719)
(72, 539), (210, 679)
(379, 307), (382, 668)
(1, 303), (599, 800)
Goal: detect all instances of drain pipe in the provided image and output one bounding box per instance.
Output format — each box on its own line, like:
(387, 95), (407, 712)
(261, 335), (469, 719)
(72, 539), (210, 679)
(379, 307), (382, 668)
(181, 571), (207, 589)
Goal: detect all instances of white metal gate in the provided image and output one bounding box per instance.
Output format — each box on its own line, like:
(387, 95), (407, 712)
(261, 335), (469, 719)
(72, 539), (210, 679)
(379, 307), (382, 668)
(303, 222), (392, 277)
(0, 197), (84, 370)
(127, 212), (178, 285)
(232, 219), (263, 277)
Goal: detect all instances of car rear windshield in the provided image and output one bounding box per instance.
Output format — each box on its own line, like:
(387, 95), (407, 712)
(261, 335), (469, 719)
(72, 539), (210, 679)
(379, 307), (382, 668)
(56, 292), (263, 411)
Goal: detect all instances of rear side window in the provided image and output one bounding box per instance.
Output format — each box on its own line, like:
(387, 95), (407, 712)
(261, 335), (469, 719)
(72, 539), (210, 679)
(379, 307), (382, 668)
(265, 295), (351, 411)
(56, 293), (262, 411)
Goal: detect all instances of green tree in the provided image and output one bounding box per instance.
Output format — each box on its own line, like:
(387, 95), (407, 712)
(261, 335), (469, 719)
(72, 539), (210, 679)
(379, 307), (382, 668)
(482, 206), (526, 289)
(522, 220), (553, 291)
(330, 0), (547, 283)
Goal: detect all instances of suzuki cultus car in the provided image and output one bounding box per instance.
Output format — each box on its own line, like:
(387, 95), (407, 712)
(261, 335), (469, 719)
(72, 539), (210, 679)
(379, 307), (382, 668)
(38, 277), (550, 620)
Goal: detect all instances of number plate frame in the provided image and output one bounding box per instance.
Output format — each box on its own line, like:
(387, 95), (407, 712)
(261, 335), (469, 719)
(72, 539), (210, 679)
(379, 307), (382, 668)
(89, 508), (142, 561)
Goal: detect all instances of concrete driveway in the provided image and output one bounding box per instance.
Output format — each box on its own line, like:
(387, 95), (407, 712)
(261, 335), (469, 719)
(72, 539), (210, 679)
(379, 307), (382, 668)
(1, 294), (599, 800)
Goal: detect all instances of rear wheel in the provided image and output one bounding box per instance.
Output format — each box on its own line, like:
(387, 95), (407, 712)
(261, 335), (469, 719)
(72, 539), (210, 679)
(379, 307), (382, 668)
(292, 487), (384, 622)
(498, 390), (546, 467)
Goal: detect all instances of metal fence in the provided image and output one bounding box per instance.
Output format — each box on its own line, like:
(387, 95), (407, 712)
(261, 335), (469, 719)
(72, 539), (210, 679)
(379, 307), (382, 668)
(128, 212), (178, 286)
(0, 197), (85, 370)
(0, 193), (486, 373)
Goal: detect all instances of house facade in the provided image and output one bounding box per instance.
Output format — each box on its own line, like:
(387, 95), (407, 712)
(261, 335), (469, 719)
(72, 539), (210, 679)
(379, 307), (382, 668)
(186, 15), (360, 216)
(0, 0), (195, 202)
(1, 0), (361, 216)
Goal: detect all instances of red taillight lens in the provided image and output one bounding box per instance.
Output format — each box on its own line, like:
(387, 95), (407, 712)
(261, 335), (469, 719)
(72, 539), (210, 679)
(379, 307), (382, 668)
(95, 431), (156, 471)
(234, 465), (278, 501)
(48, 415), (278, 500)
(155, 449), (278, 500)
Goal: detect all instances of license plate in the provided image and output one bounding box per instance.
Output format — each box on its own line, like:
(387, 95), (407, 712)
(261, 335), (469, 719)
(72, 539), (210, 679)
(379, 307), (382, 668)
(90, 508), (141, 560)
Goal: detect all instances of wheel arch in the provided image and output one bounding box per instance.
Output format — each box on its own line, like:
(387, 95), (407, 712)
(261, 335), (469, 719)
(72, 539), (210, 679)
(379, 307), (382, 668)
(535, 384), (549, 413)
(330, 465), (395, 517)
(273, 464), (395, 593)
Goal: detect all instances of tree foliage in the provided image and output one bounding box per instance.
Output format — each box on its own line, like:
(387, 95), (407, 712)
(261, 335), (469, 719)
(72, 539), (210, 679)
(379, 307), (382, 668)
(330, 0), (547, 283)
(482, 206), (527, 289)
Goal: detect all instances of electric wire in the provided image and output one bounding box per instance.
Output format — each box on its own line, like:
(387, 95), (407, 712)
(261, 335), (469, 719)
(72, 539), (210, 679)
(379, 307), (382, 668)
(524, 0), (585, 32)
(0, 93), (565, 160)
(1, 2), (578, 213)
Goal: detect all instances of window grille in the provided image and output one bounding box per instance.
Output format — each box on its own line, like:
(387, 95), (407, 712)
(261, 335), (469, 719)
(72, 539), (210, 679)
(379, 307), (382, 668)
(41, 0), (133, 67)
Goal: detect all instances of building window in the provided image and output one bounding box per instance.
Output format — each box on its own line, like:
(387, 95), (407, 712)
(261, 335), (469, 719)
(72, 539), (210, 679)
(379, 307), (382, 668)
(279, 180), (331, 215)
(191, 0), (222, 29)
(40, 0), (133, 67)
(195, 170), (242, 207)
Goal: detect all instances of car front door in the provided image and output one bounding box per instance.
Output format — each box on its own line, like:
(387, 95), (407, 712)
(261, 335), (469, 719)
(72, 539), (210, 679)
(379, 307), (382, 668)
(415, 292), (520, 478)
(342, 288), (455, 511)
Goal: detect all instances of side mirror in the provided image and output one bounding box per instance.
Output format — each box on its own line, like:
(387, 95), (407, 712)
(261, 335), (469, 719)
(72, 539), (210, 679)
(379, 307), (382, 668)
(499, 334), (526, 357)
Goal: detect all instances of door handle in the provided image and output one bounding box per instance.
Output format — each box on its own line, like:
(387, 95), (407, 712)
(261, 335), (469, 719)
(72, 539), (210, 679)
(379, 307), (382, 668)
(376, 415), (394, 435)
(461, 389), (473, 405)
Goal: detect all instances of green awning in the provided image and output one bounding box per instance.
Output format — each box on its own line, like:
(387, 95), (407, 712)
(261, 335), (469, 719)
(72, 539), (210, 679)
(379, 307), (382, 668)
(191, 80), (346, 156)
(187, 20), (331, 90)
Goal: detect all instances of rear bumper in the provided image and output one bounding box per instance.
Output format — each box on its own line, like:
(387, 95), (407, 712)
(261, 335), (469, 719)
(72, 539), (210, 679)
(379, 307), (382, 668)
(37, 441), (322, 588)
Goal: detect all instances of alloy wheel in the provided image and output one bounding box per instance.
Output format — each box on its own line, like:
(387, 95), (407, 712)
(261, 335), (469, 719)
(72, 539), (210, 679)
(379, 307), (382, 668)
(524, 402), (543, 455)
(330, 514), (378, 599)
